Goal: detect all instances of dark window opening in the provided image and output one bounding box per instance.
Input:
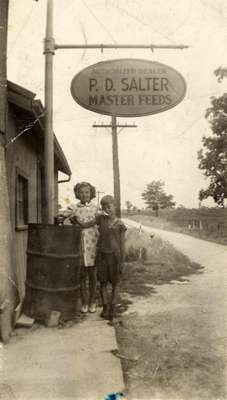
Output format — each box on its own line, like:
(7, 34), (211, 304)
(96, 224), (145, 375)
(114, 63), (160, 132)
(16, 172), (28, 230)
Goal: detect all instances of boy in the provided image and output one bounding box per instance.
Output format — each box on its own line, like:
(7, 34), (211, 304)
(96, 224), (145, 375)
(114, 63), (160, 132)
(96, 195), (127, 320)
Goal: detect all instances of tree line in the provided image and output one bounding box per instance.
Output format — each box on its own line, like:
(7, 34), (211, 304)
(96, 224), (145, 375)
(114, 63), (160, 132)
(198, 67), (227, 207)
(126, 67), (227, 212)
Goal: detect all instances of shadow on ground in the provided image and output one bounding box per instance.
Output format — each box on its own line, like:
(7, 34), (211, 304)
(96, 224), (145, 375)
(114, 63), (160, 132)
(116, 310), (226, 400)
(119, 258), (203, 313)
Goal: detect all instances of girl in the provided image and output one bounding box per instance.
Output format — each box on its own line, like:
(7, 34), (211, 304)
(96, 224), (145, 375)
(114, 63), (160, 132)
(67, 182), (99, 313)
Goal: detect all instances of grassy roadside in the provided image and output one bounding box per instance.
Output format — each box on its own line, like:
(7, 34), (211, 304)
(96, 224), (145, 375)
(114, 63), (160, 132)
(119, 227), (203, 305)
(114, 228), (225, 399)
(116, 226), (203, 314)
(125, 214), (227, 245)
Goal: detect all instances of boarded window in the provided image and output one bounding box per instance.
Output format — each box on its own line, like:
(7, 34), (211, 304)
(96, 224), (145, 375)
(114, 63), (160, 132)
(16, 171), (28, 229)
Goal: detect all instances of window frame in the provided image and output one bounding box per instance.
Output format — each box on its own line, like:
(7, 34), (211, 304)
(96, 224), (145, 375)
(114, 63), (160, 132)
(15, 167), (29, 231)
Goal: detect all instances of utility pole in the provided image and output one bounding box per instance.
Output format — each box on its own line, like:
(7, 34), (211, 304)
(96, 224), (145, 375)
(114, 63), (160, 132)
(93, 118), (137, 217)
(44, 0), (188, 223)
(112, 116), (120, 217)
(97, 191), (104, 207)
(0, 0), (13, 342)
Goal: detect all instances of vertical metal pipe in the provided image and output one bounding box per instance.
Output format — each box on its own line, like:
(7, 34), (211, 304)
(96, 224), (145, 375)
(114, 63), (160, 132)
(111, 115), (121, 217)
(0, 0), (13, 342)
(0, 0), (8, 140)
(44, 0), (55, 223)
(0, 0), (10, 266)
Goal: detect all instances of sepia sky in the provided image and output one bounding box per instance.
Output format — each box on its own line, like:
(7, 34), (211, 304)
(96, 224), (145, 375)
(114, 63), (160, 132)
(7, 0), (227, 208)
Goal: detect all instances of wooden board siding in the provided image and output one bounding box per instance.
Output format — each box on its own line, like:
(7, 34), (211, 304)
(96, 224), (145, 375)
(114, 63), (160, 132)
(0, 85), (71, 338)
(4, 102), (70, 322)
(6, 108), (40, 303)
(54, 168), (59, 215)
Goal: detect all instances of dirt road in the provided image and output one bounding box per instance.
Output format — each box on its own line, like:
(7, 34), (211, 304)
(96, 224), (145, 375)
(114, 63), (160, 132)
(122, 219), (227, 399)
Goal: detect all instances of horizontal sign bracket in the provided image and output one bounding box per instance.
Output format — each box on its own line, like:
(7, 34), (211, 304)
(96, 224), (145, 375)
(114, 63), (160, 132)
(55, 43), (189, 51)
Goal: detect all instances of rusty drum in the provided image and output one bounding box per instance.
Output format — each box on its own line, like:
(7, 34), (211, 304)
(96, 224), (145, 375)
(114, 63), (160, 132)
(23, 224), (81, 321)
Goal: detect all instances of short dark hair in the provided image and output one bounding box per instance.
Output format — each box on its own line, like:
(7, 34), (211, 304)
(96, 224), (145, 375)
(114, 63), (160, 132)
(100, 195), (115, 206)
(73, 182), (96, 200)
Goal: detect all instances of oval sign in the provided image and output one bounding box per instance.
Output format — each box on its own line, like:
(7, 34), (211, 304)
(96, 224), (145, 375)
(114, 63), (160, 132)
(71, 59), (187, 117)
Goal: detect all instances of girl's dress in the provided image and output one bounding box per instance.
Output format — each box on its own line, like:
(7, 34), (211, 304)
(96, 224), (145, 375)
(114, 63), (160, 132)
(68, 202), (99, 267)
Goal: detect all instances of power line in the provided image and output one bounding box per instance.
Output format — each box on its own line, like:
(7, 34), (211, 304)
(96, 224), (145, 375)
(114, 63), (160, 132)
(8, 4), (35, 55)
(170, 115), (204, 140)
(82, 0), (117, 44)
(109, 2), (177, 45)
(78, 19), (88, 62)
(167, 2), (192, 38)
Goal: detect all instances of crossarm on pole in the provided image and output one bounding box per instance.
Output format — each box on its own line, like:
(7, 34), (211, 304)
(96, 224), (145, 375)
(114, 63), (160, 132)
(93, 124), (137, 128)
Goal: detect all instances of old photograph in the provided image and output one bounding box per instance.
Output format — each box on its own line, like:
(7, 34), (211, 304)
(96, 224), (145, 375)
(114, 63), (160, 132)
(0, 1), (227, 399)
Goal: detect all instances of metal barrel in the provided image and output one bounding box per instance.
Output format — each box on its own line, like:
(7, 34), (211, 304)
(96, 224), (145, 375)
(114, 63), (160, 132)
(23, 223), (81, 321)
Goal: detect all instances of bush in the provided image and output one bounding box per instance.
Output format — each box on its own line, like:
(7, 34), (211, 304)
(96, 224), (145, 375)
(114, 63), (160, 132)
(125, 227), (189, 267)
(125, 228), (150, 262)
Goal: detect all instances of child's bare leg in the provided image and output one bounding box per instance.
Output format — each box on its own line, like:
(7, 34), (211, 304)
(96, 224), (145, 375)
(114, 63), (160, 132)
(100, 282), (109, 318)
(80, 269), (88, 311)
(110, 282), (119, 305)
(109, 282), (120, 319)
(88, 267), (97, 308)
(100, 282), (108, 305)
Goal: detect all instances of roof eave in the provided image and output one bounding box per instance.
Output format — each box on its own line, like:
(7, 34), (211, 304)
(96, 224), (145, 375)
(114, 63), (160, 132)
(7, 81), (72, 177)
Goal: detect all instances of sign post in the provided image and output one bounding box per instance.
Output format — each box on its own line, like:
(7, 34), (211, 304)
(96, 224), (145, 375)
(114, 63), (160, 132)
(44, 0), (188, 223)
(44, 0), (55, 223)
(0, 0), (13, 342)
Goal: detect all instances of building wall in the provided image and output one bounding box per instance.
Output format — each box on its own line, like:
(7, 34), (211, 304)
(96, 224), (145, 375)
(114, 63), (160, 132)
(6, 108), (40, 305)
(2, 105), (63, 335)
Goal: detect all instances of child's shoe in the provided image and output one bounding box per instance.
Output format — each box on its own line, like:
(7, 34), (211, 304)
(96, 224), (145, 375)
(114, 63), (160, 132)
(100, 304), (109, 319)
(80, 304), (88, 313)
(88, 303), (97, 313)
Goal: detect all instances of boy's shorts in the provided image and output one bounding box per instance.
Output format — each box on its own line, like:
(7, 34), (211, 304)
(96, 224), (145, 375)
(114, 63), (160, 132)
(79, 265), (96, 280)
(96, 252), (121, 284)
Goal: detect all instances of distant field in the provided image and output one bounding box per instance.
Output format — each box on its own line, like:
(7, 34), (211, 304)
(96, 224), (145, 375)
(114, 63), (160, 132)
(122, 208), (227, 245)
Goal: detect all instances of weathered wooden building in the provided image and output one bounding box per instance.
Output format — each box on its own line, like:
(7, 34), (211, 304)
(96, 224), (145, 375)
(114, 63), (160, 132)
(1, 81), (71, 336)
